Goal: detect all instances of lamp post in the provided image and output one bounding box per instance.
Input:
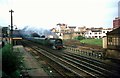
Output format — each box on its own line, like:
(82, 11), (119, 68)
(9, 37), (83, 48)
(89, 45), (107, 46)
(9, 9), (14, 45)
(8, 25), (11, 44)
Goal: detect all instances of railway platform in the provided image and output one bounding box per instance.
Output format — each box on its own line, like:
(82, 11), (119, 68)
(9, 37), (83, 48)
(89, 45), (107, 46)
(13, 45), (48, 77)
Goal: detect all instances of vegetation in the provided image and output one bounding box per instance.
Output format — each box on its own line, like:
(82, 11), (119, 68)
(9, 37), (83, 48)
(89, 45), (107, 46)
(74, 36), (85, 40)
(80, 39), (102, 46)
(2, 44), (23, 78)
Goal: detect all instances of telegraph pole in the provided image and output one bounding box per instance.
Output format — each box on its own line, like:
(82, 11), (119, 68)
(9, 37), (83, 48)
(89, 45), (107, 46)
(9, 9), (14, 48)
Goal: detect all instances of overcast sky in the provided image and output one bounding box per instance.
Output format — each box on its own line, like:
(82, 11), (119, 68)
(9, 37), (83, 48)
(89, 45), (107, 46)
(0, 0), (119, 29)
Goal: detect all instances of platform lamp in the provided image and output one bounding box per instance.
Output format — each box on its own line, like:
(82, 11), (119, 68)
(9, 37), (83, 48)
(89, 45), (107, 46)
(14, 25), (17, 30)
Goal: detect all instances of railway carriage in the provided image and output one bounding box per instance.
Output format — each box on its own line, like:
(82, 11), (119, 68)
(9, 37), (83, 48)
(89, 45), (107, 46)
(24, 37), (63, 50)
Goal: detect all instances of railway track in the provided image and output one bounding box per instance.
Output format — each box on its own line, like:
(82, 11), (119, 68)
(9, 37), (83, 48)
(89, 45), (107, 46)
(22, 41), (72, 77)
(21, 40), (120, 78)
(59, 52), (120, 77)
(63, 52), (120, 73)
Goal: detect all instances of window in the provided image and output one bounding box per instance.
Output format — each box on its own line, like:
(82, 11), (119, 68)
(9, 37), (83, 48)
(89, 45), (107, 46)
(108, 37), (112, 42)
(103, 31), (105, 33)
(95, 36), (97, 38)
(107, 31), (109, 33)
(94, 32), (97, 34)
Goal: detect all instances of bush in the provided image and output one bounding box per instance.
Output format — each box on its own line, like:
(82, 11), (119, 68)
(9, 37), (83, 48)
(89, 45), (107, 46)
(75, 36), (85, 40)
(2, 44), (22, 78)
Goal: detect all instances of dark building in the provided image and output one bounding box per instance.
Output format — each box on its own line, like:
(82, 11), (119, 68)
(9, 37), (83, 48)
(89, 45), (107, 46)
(12, 30), (22, 45)
(13, 30), (22, 37)
(2, 27), (8, 37)
(107, 27), (120, 50)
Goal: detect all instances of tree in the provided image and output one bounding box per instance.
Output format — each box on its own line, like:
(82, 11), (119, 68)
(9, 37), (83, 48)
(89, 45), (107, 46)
(75, 36), (85, 40)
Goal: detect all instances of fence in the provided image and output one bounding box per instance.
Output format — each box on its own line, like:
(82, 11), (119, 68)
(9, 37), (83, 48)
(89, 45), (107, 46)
(64, 46), (105, 59)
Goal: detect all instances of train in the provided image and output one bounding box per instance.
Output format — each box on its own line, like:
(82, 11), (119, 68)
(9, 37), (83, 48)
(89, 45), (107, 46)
(23, 36), (63, 50)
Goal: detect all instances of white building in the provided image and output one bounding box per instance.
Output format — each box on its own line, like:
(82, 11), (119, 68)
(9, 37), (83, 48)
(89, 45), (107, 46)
(84, 28), (112, 39)
(51, 24), (113, 39)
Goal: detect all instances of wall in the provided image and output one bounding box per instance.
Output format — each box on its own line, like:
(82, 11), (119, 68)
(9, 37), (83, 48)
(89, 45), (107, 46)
(103, 37), (107, 48)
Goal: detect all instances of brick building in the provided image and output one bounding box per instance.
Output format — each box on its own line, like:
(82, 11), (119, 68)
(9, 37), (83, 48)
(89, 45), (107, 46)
(113, 17), (120, 29)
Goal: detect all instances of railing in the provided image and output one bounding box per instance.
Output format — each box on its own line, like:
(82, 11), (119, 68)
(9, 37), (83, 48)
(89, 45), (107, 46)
(64, 46), (105, 59)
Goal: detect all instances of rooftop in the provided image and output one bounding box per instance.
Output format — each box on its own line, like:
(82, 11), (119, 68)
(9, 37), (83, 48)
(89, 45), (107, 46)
(107, 27), (120, 35)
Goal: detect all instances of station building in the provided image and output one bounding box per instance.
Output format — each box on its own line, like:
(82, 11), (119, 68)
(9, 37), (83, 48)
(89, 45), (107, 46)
(107, 27), (120, 50)
(103, 27), (120, 59)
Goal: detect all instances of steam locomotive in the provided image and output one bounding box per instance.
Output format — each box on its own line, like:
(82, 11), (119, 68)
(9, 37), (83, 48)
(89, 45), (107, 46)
(34, 37), (63, 49)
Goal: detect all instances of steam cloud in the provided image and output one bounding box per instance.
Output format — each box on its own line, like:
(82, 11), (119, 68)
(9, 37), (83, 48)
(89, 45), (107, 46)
(20, 26), (58, 38)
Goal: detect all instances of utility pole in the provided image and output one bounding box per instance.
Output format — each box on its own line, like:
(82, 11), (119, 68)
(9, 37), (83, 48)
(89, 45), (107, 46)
(9, 9), (14, 45)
